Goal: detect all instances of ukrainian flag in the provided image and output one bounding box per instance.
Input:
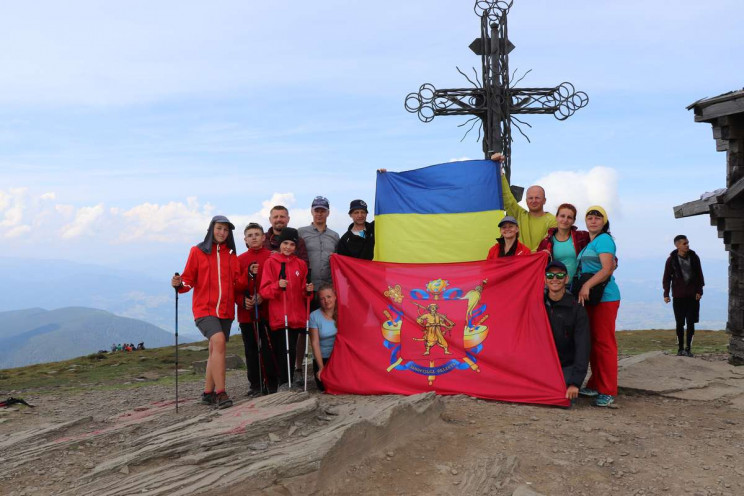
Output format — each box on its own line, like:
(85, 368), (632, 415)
(374, 160), (504, 263)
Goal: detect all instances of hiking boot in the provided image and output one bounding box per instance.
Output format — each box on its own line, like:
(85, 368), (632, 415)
(685, 349), (694, 357)
(246, 388), (261, 398)
(677, 349), (686, 356)
(593, 394), (615, 407)
(579, 387), (598, 398)
(200, 391), (216, 405)
(215, 392), (233, 409)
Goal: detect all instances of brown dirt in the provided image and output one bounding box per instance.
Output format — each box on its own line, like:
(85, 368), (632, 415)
(1, 356), (743, 496)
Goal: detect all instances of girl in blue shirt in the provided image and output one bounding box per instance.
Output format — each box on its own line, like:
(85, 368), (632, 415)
(309, 283), (338, 391)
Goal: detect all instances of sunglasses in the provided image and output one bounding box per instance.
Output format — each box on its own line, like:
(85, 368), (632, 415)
(545, 272), (567, 280)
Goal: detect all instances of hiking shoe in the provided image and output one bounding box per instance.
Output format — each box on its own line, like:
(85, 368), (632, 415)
(215, 392), (233, 409)
(246, 388), (261, 397)
(579, 387), (598, 398)
(593, 394), (615, 407)
(685, 349), (694, 357)
(677, 349), (686, 356)
(200, 391), (216, 405)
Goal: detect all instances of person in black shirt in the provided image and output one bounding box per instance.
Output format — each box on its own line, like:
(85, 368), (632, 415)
(544, 260), (591, 401)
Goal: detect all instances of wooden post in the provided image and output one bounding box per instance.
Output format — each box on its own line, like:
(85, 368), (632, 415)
(679, 91), (744, 365)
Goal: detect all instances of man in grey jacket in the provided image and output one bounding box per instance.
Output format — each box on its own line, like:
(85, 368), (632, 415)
(297, 196), (340, 383)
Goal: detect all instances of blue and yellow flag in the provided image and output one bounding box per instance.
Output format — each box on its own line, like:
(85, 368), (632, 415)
(374, 160), (504, 263)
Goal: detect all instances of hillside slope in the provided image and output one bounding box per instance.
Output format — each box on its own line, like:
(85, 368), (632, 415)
(0, 307), (175, 369)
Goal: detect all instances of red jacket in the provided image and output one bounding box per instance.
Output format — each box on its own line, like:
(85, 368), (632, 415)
(536, 227), (590, 257)
(259, 253), (310, 330)
(179, 243), (249, 320)
(235, 247), (271, 323)
(487, 240), (530, 259)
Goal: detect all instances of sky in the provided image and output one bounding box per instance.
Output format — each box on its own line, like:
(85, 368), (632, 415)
(1, 0), (743, 328)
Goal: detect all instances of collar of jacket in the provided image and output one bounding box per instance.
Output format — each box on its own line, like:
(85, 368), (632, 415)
(346, 221), (372, 233)
(270, 252), (296, 262)
(546, 225), (578, 238)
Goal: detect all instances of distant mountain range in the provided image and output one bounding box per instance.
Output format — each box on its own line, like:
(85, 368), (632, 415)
(0, 307), (178, 369)
(0, 257), (202, 341)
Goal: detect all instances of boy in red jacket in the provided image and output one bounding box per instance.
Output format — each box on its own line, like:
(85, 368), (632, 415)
(171, 215), (249, 409)
(236, 222), (273, 395)
(260, 227), (313, 389)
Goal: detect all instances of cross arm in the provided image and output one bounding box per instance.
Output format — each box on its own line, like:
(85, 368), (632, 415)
(405, 84), (486, 123)
(510, 82), (589, 120)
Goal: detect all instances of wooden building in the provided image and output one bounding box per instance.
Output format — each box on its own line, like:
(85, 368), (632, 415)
(674, 88), (744, 365)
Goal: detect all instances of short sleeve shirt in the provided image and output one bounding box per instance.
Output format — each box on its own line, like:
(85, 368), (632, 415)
(309, 308), (337, 359)
(577, 233), (620, 302)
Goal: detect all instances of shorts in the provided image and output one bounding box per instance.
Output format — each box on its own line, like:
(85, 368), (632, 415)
(195, 316), (232, 341)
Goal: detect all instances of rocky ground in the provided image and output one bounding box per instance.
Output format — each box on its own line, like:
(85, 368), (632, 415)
(1, 351), (743, 496)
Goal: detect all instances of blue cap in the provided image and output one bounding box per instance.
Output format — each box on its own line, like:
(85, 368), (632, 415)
(546, 260), (568, 272)
(311, 196), (330, 210)
(349, 199), (368, 213)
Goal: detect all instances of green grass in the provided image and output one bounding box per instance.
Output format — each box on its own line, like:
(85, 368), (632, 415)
(0, 336), (248, 394)
(616, 329), (728, 356)
(0, 330), (731, 395)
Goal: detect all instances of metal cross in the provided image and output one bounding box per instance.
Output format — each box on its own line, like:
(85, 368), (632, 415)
(405, 0), (589, 181)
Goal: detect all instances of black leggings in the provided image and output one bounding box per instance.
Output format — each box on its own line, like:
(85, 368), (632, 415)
(239, 321), (275, 392)
(268, 328), (302, 387)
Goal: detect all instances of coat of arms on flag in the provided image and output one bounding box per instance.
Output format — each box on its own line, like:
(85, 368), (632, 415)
(381, 278), (489, 385)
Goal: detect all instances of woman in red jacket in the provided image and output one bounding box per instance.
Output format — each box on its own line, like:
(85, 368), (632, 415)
(260, 227), (313, 390)
(487, 216), (530, 259)
(171, 215), (248, 409)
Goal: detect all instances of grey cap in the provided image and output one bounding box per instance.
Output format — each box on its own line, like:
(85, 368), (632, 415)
(212, 215), (235, 230)
(498, 215), (518, 228)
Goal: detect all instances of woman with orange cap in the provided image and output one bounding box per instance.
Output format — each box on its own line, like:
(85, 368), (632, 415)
(574, 206), (620, 407)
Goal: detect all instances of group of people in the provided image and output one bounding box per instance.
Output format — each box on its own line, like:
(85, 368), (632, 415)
(110, 342), (145, 353)
(171, 198), (373, 408)
(171, 156), (703, 411)
(489, 152), (620, 407)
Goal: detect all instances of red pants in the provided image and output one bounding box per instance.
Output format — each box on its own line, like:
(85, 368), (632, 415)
(585, 300), (620, 396)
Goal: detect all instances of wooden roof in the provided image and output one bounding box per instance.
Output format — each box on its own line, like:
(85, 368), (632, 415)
(687, 88), (744, 122)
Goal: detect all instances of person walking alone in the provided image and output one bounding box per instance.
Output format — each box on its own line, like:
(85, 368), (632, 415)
(663, 235), (704, 357)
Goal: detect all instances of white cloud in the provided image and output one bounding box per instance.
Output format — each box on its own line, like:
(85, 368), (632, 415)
(0, 187), (32, 237)
(116, 197), (214, 243)
(534, 166), (620, 221)
(60, 204), (105, 239)
(1, 188), (324, 247)
(5, 225), (31, 238)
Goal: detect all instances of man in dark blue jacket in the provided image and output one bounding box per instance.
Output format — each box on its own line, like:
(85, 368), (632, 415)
(545, 260), (591, 401)
(336, 199), (375, 260)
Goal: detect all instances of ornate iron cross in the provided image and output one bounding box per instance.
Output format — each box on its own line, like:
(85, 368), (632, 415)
(405, 0), (588, 180)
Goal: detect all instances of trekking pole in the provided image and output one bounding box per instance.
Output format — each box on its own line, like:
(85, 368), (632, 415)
(280, 262), (292, 389)
(174, 272), (180, 413)
(304, 269), (312, 392)
(250, 266), (269, 395)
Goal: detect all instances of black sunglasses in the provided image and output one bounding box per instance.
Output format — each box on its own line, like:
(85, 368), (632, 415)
(545, 272), (567, 280)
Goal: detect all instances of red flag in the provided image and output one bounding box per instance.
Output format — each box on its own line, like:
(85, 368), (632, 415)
(323, 252), (569, 407)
